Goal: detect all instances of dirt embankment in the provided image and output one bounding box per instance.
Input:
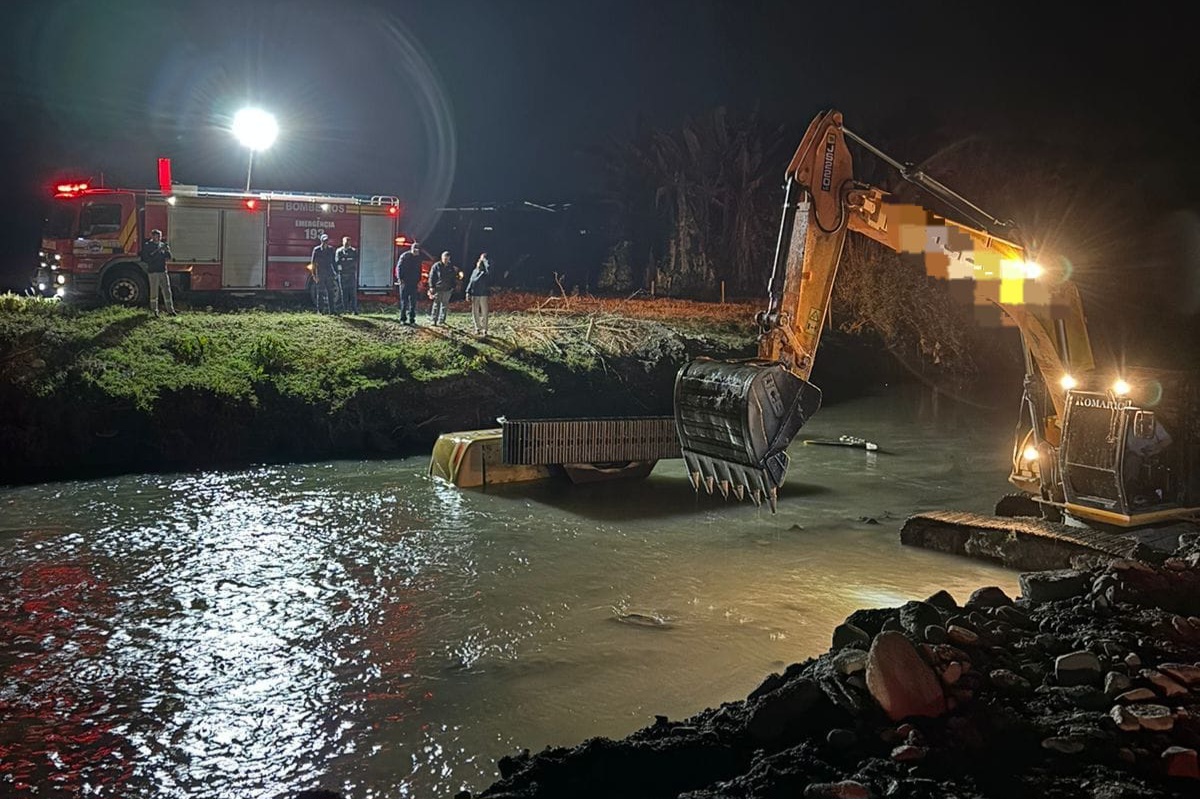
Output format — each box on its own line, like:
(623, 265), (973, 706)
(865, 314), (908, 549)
(0, 294), (893, 485)
(468, 538), (1200, 799)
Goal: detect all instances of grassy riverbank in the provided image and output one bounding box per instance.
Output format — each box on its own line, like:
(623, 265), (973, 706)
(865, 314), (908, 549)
(0, 293), (773, 484)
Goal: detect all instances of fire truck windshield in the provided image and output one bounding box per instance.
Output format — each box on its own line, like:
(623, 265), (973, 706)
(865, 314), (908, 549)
(44, 205), (77, 239)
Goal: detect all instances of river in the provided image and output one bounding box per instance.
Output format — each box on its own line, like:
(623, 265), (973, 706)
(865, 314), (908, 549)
(0, 387), (1024, 798)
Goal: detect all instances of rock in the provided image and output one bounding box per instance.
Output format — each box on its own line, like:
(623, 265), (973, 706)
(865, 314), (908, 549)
(747, 678), (822, 742)
(1042, 736), (1086, 754)
(1159, 662), (1200, 687)
(832, 622), (871, 650)
(804, 781), (871, 799)
(1116, 688), (1157, 703)
(899, 601), (944, 636)
(1019, 569), (1089, 604)
(994, 605), (1035, 629)
(940, 662), (964, 685)
(866, 631), (947, 721)
(1110, 705), (1140, 732)
(826, 728), (857, 749)
(833, 649), (868, 676)
(1141, 668), (1188, 698)
(1162, 746), (1200, 779)
(966, 586), (1013, 609)
(924, 589), (958, 610)
(1124, 653), (1142, 670)
(1055, 651), (1102, 687)
(1104, 671), (1132, 697)
(989, 669), (1032, 694)
(923, 625), (947, 644)
(890, 744), (927, 762)
(947, 626), (980, 646)
(1127, 703), (1174, 732)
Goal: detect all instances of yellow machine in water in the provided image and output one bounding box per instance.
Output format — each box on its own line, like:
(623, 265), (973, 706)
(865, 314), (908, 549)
(673, 109), (1200, 526)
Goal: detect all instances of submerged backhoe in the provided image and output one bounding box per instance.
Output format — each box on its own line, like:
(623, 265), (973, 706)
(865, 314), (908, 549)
(674, 110), (1200, 526)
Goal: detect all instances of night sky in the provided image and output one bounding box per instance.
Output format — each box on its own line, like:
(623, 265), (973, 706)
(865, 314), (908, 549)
(2, 0), (1197, 291)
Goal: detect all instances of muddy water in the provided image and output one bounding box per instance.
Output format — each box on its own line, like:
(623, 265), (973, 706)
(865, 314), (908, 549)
(0, 388), (1023, 798)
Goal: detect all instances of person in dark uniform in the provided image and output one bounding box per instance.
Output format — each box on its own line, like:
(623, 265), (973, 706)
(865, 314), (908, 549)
(310, 233), (341, 314)
(394, 240), (424, 325)
(139, 228), (176, 316)
(335, 235), (360, 313)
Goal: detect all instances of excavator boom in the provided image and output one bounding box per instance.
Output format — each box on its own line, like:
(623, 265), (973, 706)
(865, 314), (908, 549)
(674, 110), (1084, 510)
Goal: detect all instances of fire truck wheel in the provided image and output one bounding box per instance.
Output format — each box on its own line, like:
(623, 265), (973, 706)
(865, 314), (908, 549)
(101, 266), (149, 307)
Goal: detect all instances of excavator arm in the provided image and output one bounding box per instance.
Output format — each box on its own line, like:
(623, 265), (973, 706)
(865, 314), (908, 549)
(674, 110), (1093, 510)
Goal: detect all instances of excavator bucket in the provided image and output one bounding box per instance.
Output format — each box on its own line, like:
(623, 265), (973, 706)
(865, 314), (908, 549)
(673, 357), (822, 511)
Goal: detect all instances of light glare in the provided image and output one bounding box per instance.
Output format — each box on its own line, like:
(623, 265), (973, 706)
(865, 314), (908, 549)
(1060, 374), (1077, 390)
(1112, 379), (1131, 396)
(232, 108), (279, 151)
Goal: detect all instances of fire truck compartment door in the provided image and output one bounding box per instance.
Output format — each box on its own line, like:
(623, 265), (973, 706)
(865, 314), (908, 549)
(221, 210), (266, 288)
(359, 214), (395, 289)
(167, 207), (221, 262)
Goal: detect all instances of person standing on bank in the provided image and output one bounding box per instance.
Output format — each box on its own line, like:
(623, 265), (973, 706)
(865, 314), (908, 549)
(465, 252), (492, 336)
(335, 235), (360, 314)
(310, 233), (341, 314)
(394, 239), (424, 325)
(428, 251), (457, 326)
(140, 228), (176, 316)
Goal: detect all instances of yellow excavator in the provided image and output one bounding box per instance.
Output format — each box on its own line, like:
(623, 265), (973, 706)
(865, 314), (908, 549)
(673, 110), (1200, 526)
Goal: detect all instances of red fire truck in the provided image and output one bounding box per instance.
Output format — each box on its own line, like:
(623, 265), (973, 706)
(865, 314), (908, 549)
(35, 160), (404, 306)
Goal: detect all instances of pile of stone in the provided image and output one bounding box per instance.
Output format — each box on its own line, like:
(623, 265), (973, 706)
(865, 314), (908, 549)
(466, 535), (1200, 798)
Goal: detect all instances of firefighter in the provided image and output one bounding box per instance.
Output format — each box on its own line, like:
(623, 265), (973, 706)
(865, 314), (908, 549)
(139, 229), (176, 316)
(310, 233), (341, 314)
(336, 235), (360, 314)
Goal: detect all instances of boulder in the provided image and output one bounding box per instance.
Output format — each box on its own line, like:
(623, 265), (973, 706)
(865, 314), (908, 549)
(866, 631), (947, 721)
(1019, 569), (1089, 604)
(965, 586), (1013, 609)
(1055, 651), (1102, 687)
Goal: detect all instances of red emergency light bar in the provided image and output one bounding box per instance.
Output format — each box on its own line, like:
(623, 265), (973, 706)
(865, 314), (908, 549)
(388, 205), (399, 216)
(244, 198), (258, 210)
(54, 182), (90, 196)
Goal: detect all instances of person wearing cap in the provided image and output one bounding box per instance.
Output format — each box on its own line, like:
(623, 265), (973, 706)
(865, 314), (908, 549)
(310, 233), (341, 314)
(139, 228), (176, 316)
(394, 239), (424, 325)
(428, 251), (457, 326)
(335, 235), (360, 314)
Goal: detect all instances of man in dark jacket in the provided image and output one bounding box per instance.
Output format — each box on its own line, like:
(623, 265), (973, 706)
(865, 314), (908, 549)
(139, 228), (175, 316)
(394, 240), (424, 325)
(311, 233), (340, 314)
(335, 236), (360, 313)
(428, 251), (457, 326)
(465, 252), (492, 335)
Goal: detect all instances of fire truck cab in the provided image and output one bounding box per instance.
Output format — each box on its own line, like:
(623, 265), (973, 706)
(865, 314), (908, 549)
(35, 169), (403, 307)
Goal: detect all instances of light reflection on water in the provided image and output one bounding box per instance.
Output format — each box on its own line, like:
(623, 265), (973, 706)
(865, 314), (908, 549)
(0, 389), (1024, 797)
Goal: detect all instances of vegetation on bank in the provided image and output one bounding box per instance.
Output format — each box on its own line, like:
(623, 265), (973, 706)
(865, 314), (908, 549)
(0, 292), (756, 413)
(0, 292), (762, 483)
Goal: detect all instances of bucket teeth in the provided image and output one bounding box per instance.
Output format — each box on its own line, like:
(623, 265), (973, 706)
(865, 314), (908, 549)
(733, 483), (745, 501)
(750, 488), (763, 507)
(689, 471), (701, 490)
(704, 475), (716, 495)
(768, 486), (778, 513)
(719, 480), (730, 499)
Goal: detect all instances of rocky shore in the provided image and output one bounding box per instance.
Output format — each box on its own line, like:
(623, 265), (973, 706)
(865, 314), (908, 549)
(462, 534), (1200, 799)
